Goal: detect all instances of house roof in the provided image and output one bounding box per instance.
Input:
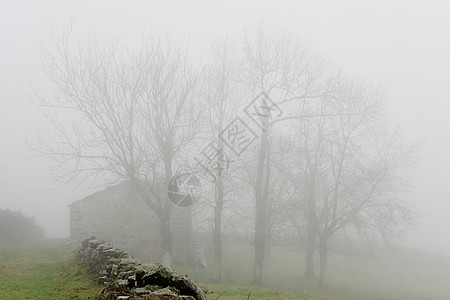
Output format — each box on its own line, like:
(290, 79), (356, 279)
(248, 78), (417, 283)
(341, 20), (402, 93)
(68, 181), (132, 207)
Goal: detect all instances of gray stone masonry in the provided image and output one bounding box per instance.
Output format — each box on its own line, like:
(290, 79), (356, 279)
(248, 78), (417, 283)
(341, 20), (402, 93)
(75, 236), (207, 300)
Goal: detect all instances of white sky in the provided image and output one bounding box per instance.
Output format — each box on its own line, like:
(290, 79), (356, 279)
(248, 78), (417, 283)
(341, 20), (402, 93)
(1, 0), (449, 255)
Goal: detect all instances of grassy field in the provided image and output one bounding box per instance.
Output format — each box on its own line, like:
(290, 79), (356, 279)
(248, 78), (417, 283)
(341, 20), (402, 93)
(172, 242), (450, 300)
(0, 240), (100, 299)
(1, 240), (449, 300)
(0, 239), (339, 300)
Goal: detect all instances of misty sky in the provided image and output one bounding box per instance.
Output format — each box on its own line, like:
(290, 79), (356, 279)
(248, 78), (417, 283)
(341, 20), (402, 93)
(1, 0), (449, 255)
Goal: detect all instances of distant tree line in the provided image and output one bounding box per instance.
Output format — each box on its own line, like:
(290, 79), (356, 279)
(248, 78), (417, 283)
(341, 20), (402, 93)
(0, 209), (44, 244)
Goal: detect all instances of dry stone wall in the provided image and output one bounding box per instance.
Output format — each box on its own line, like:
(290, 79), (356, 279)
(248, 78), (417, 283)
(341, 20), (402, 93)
(75, 236), (207, 300)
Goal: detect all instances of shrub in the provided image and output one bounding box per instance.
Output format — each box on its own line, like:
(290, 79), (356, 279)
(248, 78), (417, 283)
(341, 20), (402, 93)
(0, 209), (44, 244)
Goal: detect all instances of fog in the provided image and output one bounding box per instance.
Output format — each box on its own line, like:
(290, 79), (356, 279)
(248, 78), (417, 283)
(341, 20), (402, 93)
(1, 0), (450, 297)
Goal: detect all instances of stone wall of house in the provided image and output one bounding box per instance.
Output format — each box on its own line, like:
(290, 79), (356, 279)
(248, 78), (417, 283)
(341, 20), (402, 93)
(170, 207), (193, 264)
(70, 182), (193, 263)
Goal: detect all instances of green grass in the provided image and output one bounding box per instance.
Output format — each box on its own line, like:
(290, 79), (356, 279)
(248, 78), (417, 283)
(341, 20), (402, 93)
(0, 240), (101, 300)
(172, 243), (450, 300)
(199, 283), (349, 300)
(2, 239), (448, 300)
(0, 239), (337, 300)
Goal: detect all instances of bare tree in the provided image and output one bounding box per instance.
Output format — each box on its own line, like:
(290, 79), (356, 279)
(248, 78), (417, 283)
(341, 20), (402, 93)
(138, 36), (200, 263)
(316, 130), (417, 286)
(292, 80), (418, 285)
(241, 26), (335, 284)
(201, 38), (240, 282)
(263, 135), (300, 258)
(31, 28), (199, 263)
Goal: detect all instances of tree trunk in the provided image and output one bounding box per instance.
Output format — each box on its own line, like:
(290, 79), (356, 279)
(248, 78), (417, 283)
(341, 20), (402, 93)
(213, 151), (224, 282)
(162, 151), (175, 263)
(264, 238), (272, 261)
(213, 188), (223, 282)
(253, 128), (270, 285)
(319, 235), (328, 287)
(133, 180), (174, 265)
(304, 225), (316, 278)
(304, 170), (318, 278)
(212, 122), (226, 282)
(159, 212), (173, 265)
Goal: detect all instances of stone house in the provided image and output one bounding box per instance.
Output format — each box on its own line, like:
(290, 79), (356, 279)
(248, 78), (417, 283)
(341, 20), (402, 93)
(69, 181), (192, 263)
